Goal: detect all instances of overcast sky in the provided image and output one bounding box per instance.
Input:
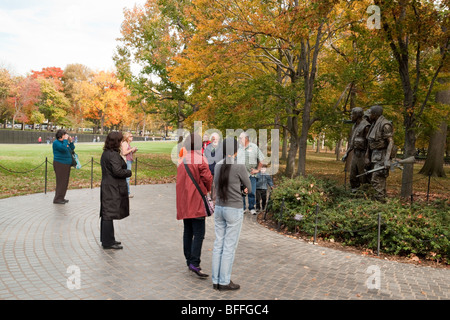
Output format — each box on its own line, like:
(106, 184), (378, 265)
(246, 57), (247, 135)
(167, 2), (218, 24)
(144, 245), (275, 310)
(0, 0), (146, 76)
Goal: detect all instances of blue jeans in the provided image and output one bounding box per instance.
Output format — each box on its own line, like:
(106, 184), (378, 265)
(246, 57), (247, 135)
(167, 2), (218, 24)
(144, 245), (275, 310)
(126, 160), (132, 194)
(212, 206), (244, 285)
(242, 176), (257, 210)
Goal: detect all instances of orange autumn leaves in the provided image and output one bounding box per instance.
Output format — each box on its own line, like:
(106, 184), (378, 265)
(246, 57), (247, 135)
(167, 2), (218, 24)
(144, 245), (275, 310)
(73, 71), (131, 129)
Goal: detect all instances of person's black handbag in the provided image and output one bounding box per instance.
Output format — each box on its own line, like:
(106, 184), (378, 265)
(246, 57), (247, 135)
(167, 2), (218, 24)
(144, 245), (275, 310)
(183, 161), (214, 217)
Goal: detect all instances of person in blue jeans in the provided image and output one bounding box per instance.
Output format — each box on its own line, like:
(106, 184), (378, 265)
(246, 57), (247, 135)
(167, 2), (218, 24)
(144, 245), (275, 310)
(212, 137), (252, 291)
(237, 132), (264, 215)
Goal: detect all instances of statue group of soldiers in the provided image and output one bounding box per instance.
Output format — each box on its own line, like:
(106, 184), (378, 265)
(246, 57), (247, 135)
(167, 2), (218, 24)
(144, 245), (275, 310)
(342, 105), (395, 202)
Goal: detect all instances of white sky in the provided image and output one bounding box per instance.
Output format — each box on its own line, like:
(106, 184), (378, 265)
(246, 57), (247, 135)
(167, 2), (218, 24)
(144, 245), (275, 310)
(0, 0), (147, 76)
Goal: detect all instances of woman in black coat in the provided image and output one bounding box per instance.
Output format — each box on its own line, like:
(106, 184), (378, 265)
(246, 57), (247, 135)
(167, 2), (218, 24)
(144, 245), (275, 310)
(100, 131), (132, 249)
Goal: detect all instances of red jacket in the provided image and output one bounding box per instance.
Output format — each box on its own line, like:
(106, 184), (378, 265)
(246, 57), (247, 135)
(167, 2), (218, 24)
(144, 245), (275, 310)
(176, 151), (213, 220)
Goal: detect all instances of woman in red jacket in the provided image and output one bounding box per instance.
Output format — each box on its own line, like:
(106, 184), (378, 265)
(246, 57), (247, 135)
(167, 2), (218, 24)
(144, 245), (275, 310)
(176, 133), (213, 278)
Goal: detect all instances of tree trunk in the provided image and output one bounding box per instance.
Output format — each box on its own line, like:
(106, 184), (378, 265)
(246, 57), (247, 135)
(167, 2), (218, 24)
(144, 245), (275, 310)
(100, 114), (105, 135)
(285, 115), (298, 178)
(419, 121), (447, 177)
(281, 125), (287, 161)
(335, 138), (342, 161)
(177, 100), (184, 130)
(401, 114), (417, 198)
(419, 77), (449, 177)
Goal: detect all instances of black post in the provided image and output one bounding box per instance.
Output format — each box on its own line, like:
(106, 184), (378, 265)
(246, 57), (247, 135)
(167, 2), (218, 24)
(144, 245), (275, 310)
(134, 157), (138, 186)
(344, 167), (347, 191)
(313, 204), (319, 244)
(44, 157), (48, 194)
(278, 198), (284, 231)
(90, 157), (93, 189)
(426, 173), (431, 202)
(377, 212), (381, 256)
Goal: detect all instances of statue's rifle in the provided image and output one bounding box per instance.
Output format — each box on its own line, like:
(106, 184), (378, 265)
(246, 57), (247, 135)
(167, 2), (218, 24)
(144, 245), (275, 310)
(356, 156), (415, 178)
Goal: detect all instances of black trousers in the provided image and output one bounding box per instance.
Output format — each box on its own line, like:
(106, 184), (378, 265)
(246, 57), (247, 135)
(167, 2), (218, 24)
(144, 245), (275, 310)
(183, 218), (205, 268)
(256, 189), (267, 210)
(53, 161), (71, 203)
(100, 218), (116, 247)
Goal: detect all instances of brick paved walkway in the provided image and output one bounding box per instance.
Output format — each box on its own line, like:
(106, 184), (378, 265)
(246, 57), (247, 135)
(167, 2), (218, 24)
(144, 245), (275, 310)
(0, 184), (448, 301)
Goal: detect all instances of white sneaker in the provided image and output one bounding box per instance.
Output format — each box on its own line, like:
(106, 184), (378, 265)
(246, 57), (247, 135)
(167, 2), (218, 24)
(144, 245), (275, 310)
(128, 194), (134, 198)
(250, 209), (257, 215)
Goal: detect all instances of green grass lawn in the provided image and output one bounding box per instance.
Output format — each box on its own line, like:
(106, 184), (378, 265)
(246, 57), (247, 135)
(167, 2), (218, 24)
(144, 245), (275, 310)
(0, 141), (178, 199)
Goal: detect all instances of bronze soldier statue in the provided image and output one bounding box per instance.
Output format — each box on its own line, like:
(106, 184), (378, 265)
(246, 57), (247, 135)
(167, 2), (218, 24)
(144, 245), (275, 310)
(365, 105), (395, 202)
(342, 107), (371, 192)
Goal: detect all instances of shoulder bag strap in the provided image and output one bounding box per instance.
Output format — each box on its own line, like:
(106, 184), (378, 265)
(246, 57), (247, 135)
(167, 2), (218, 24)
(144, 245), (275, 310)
(183, 160), (205, 197)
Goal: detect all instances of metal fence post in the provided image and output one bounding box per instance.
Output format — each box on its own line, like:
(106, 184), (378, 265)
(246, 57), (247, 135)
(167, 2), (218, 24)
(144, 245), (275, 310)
(377, 212), (381, 256)
(313, 204), (319, 244)
(134, 157), (138, 186)
(278, 198), (284, 231)
(344, 167), (347, 191)
(44, 157), (48, 194)
(90, 157), (93, 189)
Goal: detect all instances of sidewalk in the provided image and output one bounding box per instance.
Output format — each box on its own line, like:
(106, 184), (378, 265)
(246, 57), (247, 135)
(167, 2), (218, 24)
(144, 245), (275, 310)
(0, 184), (448, 300)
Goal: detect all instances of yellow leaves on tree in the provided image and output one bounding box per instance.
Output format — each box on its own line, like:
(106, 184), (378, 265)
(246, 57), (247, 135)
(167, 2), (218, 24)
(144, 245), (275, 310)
(74, 71), (131, 132)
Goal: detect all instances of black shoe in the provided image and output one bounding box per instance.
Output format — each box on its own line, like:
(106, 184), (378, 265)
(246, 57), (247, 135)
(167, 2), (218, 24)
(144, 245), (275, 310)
(219, 280), (240, 291)
(53, 200), (66, 204)
(213, 284), (220, 290)
(102, 244), (123, 250)
(188, 264), (209, 278)
(64, 199), (69, 203)
(114, 241), (121, 245)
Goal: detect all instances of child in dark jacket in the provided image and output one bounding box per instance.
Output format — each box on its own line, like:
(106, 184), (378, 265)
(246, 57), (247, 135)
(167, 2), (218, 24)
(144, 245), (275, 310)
(255, 165), (274, 214)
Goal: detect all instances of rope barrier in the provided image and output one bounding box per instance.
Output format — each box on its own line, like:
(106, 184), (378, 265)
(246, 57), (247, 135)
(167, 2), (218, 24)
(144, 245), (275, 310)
(0, 160), (46, 174)
(430, 176), (448, 189)
(327, 221), (377, 234)
(137, 159), (175, 168)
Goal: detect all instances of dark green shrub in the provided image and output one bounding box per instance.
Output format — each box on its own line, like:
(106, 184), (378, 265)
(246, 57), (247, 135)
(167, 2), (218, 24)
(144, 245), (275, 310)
(266, 176), (449, 264)
(268, 175), (336, 234)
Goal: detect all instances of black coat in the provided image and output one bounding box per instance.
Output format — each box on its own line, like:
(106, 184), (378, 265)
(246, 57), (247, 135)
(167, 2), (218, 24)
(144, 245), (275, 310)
(100, 149), (132, 220)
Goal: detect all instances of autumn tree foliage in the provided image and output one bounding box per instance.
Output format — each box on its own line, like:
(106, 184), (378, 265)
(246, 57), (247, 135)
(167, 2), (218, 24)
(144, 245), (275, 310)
(0, 68), (13, 124)
(114, 0), (195, 131)
(372, 0), (449, 197)
(8, 76), (41, 128)
(63, 64), (93, 131)
(31, 67), (65, 91)
(170, 0), (361, 177)
(73, 71), (132, 134)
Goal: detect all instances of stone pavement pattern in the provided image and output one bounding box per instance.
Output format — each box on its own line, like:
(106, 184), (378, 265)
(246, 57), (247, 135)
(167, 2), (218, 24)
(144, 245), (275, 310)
(0, 184), (448, 300)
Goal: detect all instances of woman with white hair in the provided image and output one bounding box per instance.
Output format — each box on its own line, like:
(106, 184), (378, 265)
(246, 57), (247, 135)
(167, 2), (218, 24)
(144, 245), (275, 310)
(204, 132), (222, 201)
